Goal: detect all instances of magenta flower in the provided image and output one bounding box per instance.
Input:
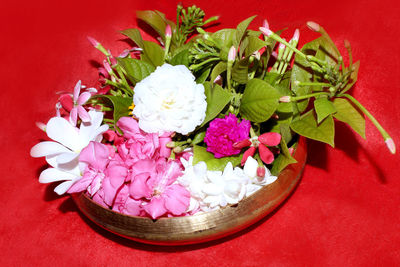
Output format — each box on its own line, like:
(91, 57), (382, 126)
(204, 114), (251, 158)
(59, 80), (92, 126)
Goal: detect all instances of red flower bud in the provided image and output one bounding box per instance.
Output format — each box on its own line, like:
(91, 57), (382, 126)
(241, 146), (256, 166)
(257, 166), (266, 177)
(233, 139), (251, 149)
(259, 144), (275, 164)
(258, 132), (281, 146)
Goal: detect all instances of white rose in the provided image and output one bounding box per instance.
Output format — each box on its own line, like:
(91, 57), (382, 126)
(132, 64), (207, 135)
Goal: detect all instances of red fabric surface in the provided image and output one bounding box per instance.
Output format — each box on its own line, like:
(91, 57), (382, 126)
(1, 0), (399, 265)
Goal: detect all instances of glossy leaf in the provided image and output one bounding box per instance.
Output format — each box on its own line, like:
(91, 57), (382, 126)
(170, 49), (190, 67)
(240, 78), (280, 123)
(234, 15), (257, 48)
(196, 67), (211, 84)
(232, 57), (249, 84)
(142, 40), (164, 67)
(96, 95), (132, 126)
(120, 28), (144, 49)
(314, 97), (337, 123)
(117, 58), (155, 83)
(210, 62), (227, 83)
(136, 10), (167, 40)
(192, 131), (206, 145)
(212, 29), (236, 59)
(333, 97), (365, 138)
(290, 110), (335, 147)
(244, 36), (268, 57)
(201, 82), (232, 127)
(271, 133), (297, 176)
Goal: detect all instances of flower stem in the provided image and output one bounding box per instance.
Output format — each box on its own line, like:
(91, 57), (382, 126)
(342, 94), (394, 146)
(289, 92), (330, 101)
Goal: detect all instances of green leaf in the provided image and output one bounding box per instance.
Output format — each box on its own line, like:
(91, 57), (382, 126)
(192, 131), (206, 145)
(170, 49), (190, 67)
(240, 78), (280, 122)
(120, 28), (144, 49)
(210, 62), (227, 84)
(271, 133), (297, 176)
(244, 36), (268, 57)
(96, 95), (132, 126)
(232, 57), (249, 84)
(201, 82), (232, 127)
(290, 110), (335, 147)
(234, 15), (257, 48)
(314, 97), (337, 123)
(341, 61), (360, 94)
(212, 29), (236, 59)
(117, 58), (155, 83)
(141, 40), (164, 67)
(333, 97), (365, 138)
(196, 67), (211, 84)
(193, 145), (242, 171)
(136, 10), (167, 40)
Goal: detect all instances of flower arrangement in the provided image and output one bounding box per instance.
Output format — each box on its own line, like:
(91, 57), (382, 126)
(31, 5), (395, 220)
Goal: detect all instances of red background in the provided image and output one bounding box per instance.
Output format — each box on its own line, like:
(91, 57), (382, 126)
(1, 0), (399, 266)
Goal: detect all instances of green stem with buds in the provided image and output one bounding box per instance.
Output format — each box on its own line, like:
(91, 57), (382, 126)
(342, 94), (393, 141)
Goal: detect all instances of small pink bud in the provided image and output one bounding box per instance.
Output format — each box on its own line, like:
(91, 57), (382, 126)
(262, 19), (270, 30)
(306, 21), (320, 32)
(35, 122), (46, 131)
(165, 24), (172, 38)
(271, 51), (278, 59)
(292, 29), (300, 42)
(228, 46), (236, 62)
(257, 166), (266, 178)
(241, 146), (256, 166)
(213, 75), (223, 85)
(233, 139), (252, 149)
(288, 147), (294, 156)
(103, 60), (112, 73)
(87, 36), (100, 47)
(110, 55), (117, 66)
(259, 27), (273, 37)
(278, 42), (285, 51)
(385, 138), (396, 154)
(279, 96), (291, 102)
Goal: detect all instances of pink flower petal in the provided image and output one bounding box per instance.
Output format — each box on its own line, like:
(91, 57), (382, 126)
(77, 106), (91, 122)
(163, 184), (190, 216)
(258, 132), (281, 146)
(79, 141), (110, 170)
(69, 107), (78, 126)
(77, 92), (91, 105)
(143, 197), (167, 219)
(117, 117), (141, 138)
(73, 80), (82, 101)
(129, 172), (152, 199)
(241, 146), (256, 166)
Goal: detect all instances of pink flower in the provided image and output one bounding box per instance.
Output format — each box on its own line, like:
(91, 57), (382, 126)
(204, 114), (251, 158)
(59, 80), (92, 126)
(129, 160), (190, 219)
(68, 141), (127, 206)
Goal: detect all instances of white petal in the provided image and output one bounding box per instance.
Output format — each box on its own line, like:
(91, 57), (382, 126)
(243, 156), (258, 178)
(30, 141), (71, 158)
(39, 168), (78, 183)
(46, 155), (81, 173)
(265, 175), (278, 185)
(54, 180), (75, 195)
(46, 117), (81, 151)
(202, 183), (222, 196)
(56, 152), (79, 164)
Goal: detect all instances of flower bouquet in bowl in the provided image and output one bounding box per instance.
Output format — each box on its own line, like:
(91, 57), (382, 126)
(30, 5), (395, 244)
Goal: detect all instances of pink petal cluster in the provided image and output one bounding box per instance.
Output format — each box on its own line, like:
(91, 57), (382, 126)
(204, 113), (251, 158)
(69, 117), (191, 219)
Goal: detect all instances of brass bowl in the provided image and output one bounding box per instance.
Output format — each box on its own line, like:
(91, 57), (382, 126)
(72, 136), (307, 245)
